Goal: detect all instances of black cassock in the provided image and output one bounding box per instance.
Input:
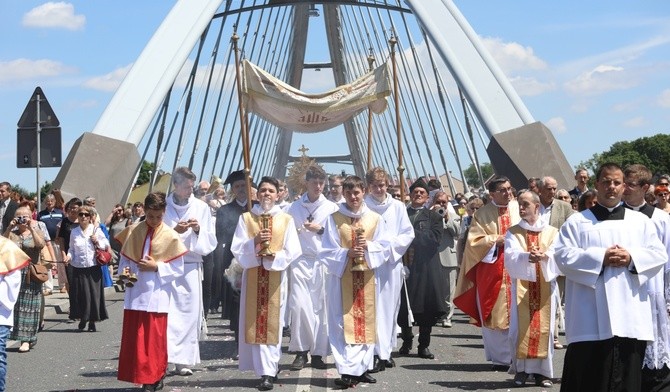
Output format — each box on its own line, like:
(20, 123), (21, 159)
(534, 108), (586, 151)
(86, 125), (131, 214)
(398, 207), (448, 327)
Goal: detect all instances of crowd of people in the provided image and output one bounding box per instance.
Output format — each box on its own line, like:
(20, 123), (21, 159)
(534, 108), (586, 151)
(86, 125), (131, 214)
(1, 161), (669, 392)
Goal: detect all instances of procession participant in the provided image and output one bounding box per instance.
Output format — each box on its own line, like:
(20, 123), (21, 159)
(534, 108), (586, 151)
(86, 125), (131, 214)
(555, 163), (667, 392)
(321, 175), (390, 388)
(215, 170), (255, 343)
(621, 164), (670, 391)
(398, 179), (445, 360)
(285, 165), (338, 370)
(164, 167), (217, 376)
(117, 192), (187, 392)
(328, 175), (345, 204)
(231, 176), (301, 391)
(431, 191), (460, 328)
(454, 176), (520, 368)
(504, 190), (560, 388)
(364, 167), (414, 372)
(0, 236), (29, 391)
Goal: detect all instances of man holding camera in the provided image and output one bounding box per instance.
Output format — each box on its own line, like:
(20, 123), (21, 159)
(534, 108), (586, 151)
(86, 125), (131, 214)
(431, 191), (461, 328)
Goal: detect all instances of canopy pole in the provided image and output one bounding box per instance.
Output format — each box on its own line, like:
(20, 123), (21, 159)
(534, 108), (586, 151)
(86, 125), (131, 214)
(232, 30), (253, 212)
(390, 35), (405, 200)
(366, 48), (375, 171)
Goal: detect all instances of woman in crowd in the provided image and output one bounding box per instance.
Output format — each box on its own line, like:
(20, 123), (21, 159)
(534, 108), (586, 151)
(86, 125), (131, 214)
(66, 205), (109, 332)
(654, 185), (670, 213)
(105, 204), (128, 264)
(3, 207), (45, 352)
(56, 198), (83, 296)
(555, 189), (571, 203)
(577, 190), (597, 212)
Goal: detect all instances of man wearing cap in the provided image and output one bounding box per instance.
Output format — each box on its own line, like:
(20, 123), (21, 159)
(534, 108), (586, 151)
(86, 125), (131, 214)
(397, 178), (445, 360)
(454, 175), (520, 368)
(164, 167), (217, 376)
(215, 169), (255, 345)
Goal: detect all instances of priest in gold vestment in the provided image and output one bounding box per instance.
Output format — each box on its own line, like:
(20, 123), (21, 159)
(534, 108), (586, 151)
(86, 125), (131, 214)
(231, 176), (301, 391)
(454, 176), (520, 367)
(321, 176), (390, 389)
(504, 190), (559, 388)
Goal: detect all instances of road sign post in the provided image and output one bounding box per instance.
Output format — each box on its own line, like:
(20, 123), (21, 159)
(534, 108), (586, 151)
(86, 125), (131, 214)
(17, 87), (62, 211)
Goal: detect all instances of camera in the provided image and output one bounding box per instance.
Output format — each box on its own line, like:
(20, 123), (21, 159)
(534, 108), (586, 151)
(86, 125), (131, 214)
(436, 207), (447, 217)
(17, 216), (27, 225)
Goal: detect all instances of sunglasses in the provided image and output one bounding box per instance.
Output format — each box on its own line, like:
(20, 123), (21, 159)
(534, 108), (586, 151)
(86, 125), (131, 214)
(78, 212), (91, 217)
(658, 193), (669, 197)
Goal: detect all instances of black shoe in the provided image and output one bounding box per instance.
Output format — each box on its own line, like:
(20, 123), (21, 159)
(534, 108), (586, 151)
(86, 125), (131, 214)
(257, 375), (274, 391)
(153, 374), (165, 391)
(358, 372), (377, 384)
(398, 341), (412, 355)
(418, 347), (435, 359)
(334, 375), (359, 388)
(311, 355), (327, 369)
(290, 352), (308, 370)
(142, 384), (156, 392)
(513, 372), (529, 387)
(282, 326), (291, 338)
(384, 358), (396, 368)
(368, 355), (385, 373)
(78, 321), (86, 331)
(88, 322), (96, 332)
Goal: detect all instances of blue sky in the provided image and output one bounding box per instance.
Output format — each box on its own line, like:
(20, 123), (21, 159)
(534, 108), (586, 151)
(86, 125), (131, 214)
(1, 1), (669, 193)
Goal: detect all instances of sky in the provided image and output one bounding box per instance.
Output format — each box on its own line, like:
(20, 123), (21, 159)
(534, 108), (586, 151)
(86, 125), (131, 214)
(1, 1), (670, 193)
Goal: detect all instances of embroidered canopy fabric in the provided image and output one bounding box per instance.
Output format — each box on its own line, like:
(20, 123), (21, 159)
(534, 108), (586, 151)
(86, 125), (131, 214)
(242, 59), (391, 133)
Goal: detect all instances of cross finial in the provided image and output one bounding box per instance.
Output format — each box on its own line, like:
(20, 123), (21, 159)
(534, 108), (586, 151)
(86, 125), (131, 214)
(298, 144), (309, 157)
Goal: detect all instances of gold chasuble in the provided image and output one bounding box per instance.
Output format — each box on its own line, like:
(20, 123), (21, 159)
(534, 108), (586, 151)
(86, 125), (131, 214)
(509, 225), (557, 359)
(332, 212), (379, 344)
(242, 212), (291, 345)
(120, 221), (188, 264)
(0, 237), (31, 275)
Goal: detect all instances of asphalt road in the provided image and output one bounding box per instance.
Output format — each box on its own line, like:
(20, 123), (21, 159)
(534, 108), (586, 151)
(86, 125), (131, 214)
(6, 288), (564, 391)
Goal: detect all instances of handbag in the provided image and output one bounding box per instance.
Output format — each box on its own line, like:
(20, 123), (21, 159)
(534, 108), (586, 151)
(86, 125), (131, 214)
(91, 226), (112, 266)
(95, 248), (113, 266)
(28, 263), (49, 283)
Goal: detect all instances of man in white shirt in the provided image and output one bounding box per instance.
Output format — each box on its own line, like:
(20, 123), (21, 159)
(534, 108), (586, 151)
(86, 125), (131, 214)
(285, 165), (338, 370)
(164, 167), (218, 376)
(555, 162), (667, 392)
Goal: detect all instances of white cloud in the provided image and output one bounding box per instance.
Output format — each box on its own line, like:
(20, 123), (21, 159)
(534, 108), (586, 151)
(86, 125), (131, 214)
(0, 58), (76, 85)
(623, 116), (647, 128)
(564, 65), (637, 95)
(481, 37), (547, 73)
(658, 89), (670, 108)
(83, 64), (131, 92)
(22, 2), (85, 31)
(545, 117), (567, 134)
(508, 76), (555, 96)
(64, 99), (97, 110)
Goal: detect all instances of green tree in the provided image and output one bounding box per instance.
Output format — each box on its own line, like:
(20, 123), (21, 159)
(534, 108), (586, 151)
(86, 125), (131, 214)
(136, 160), (156, 186)
(578, 134), (670, 178)
(463, 162), (493, 188)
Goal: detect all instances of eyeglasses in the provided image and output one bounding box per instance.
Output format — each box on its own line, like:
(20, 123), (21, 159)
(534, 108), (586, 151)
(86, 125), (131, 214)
(78, 212), (91, 217)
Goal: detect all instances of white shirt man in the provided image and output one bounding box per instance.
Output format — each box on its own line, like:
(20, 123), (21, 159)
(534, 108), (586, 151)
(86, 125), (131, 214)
(364, 168), (414, 372)
(164, 167), (217, 376)
(555, 163), (667, 392)
(285, 166), (338, 370)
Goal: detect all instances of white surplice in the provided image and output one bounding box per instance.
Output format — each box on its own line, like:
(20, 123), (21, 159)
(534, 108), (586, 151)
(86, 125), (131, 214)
(231, 204), (301, 377)
(554, 206), (667, 344)
(321, 203), (390, 377)
(364, 193), (414, 361)
(164, 194), (217, 366)
(285, 194), (338, 356)
(504, 219), (561, 378)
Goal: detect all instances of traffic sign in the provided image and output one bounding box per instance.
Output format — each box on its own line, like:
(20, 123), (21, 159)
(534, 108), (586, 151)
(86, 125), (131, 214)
(16, 127), (62, 168)
(17, 86), (60, 129)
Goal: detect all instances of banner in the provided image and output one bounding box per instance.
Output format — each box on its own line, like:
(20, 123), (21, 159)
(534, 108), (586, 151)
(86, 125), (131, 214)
(242, 60), (391, 133)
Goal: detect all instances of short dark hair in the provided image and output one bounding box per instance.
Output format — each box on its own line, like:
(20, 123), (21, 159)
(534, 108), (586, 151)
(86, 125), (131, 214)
(343, 175), (365, 191)
(427, 179), (441, 190)
(65, 197), (83, 211)
(623, 164), (652, 186)
(487, 176), (510, 193)
(0, 182), (11, 190)
(305, 165), (327, 181)
(258, 176), (279, 192)
(144, 192), (167, 211)
(595, 163), (623, 182)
